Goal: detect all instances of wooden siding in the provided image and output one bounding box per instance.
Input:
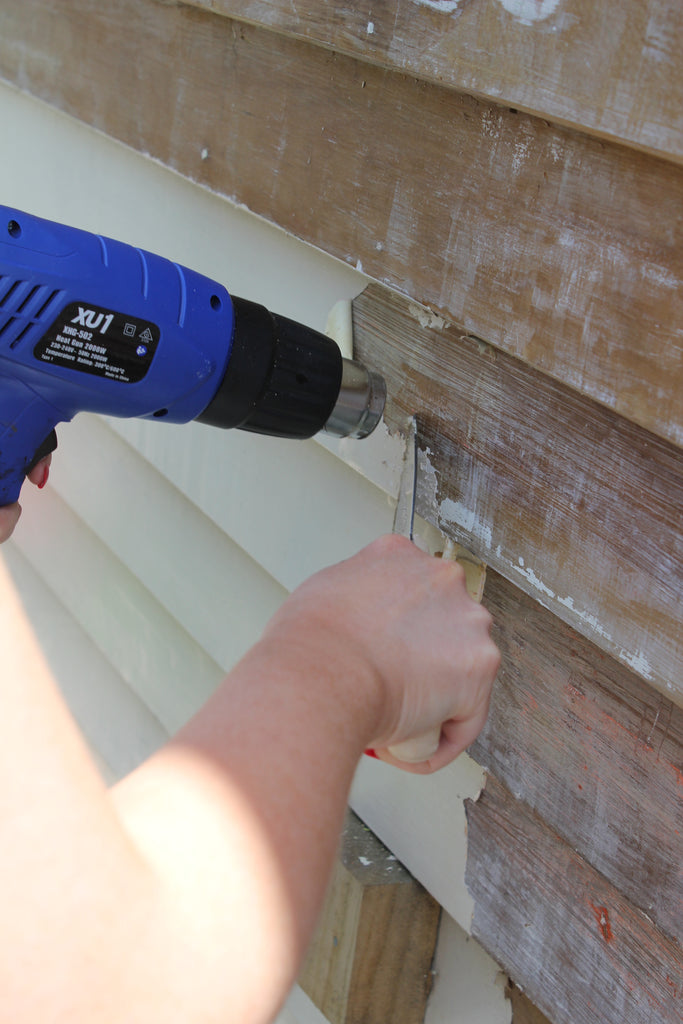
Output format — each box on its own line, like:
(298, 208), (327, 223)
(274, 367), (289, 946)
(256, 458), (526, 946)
(467, 776), (682, 1024)
(0, 1), (681, 450)
(353, 284), (683, 706)
(186, 0), (683, 162)
(473, 569), (683, 944)
(1, 4), (681, 1023)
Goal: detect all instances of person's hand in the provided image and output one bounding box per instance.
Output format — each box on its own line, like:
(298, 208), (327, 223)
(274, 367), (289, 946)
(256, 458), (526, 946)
(263, 534), (500, 773)
(0, 456), (51, 543)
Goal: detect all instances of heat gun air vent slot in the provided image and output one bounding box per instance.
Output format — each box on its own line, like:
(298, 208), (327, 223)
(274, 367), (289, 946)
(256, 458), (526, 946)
(16, 285), (40, 314)
(11, 322), (37, 349)
(0, 279), (64, 350)
(0, 316), (18, 342)
(0, 278), (21, 309)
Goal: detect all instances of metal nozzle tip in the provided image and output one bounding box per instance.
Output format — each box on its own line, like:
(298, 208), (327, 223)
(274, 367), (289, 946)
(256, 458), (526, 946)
(322, 359), (386, 439)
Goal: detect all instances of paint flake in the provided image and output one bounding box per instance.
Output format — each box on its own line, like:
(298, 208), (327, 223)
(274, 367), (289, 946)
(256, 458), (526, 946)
(411, 0), (464, 11)
(498, 0), (562, 25)
(439, 497), (493, 552)
(408, 302), (449, 330)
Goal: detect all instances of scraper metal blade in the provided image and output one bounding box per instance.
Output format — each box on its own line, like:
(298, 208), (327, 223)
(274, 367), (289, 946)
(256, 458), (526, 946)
(392, 415), (417, 541)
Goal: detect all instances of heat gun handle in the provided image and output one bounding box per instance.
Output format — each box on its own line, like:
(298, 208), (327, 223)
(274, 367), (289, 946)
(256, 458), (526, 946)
(0, 380), (61, 505)
(26, 430), (58, 475)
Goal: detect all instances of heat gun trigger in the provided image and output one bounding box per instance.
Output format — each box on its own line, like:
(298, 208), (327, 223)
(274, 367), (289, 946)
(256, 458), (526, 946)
(26, 430), (58, 477)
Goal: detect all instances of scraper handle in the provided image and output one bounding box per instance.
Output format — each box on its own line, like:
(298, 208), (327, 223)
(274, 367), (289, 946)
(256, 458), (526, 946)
(386, 535), (483, 765)
(388, 727), (441, 764)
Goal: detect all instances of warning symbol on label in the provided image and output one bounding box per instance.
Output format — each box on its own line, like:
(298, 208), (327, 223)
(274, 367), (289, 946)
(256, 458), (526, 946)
(139, 327), (153, 343)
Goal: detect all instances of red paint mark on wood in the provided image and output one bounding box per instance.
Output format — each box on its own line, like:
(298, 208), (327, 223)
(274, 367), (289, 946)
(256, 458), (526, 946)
(589, 901), (614, 944)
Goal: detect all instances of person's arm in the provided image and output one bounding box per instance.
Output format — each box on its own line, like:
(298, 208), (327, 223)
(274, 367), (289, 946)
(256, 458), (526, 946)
(0, 532), (498, 1024)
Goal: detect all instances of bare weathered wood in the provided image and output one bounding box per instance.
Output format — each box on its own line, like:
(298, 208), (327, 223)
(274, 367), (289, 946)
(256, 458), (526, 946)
(474, 569), (683, 942)
(352, 284), (683, 706)
(299, 811), (440, 1024)
(188, 0), (683, 162)
(1, 1), (682, 446)
(466, 776), (683, 1024)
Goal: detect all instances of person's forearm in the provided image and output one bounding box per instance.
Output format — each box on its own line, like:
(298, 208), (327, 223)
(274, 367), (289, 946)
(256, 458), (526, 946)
(0, 534), (497, 1024)
(1, 550), (380, 1024)
(110, 627), (382, 1022)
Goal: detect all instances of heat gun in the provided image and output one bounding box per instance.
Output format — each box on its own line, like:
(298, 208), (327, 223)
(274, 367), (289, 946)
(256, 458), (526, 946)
(0, 206), (385, 505)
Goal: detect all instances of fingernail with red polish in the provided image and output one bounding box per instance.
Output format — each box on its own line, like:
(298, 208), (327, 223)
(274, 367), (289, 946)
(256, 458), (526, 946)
(364, 749), (378, 759)
(38, 465), (50, 489)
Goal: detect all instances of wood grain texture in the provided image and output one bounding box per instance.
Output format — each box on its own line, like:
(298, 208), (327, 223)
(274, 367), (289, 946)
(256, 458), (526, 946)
(506, 982), (554, 1024)
(475, 569), (682, 943)
(1, 1), (682, 447)
(352, 284), (683, 706)
(466, 776), (683, 1024)
(299, 811), (440, 1024)
(189, 0), (683, 162)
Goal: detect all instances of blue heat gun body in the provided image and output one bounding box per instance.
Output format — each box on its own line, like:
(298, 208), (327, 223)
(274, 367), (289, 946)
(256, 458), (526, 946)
(0, 207), (385, 505)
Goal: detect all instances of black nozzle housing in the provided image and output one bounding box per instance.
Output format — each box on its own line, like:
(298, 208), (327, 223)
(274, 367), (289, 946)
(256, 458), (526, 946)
(196, 297), (343, 439)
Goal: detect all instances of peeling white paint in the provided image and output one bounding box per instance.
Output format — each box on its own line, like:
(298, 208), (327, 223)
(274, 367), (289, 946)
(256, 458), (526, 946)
(621, 648), (655, 682)
(640, 263), (679, 290)
(412, 0), (562, 24)
(511, 561), (557, 601)
(511, 135), (532, 174)
(408, 301), (449, 330)
(411, 0), (464, 12)
(481, 108), (503, 140)
(497, 0), (562, 25)
(417, 446), (441, 510)
(557, 593), (604, 631)
(549, 138), (564, 162)
(440, 497), (493, 552)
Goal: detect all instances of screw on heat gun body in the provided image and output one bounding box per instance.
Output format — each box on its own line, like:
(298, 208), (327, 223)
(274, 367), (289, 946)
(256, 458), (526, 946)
(0, 207), (385, 505)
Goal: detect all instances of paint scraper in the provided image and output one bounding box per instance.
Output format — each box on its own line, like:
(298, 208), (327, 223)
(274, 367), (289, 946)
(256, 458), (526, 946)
(386, 415), (443, 764)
